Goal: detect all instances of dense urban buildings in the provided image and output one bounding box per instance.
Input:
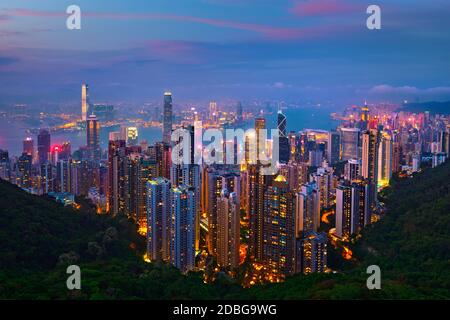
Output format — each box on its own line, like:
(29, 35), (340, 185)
(1, 85), (449, 283)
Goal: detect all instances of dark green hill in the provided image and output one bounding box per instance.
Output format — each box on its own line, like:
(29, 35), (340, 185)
(0, 160), (449, 299)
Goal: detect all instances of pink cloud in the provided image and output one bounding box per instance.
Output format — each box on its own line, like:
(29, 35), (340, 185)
(145, 40), (203, 64)
(290, 0), (361, 17)
(6, 8), (340, 41)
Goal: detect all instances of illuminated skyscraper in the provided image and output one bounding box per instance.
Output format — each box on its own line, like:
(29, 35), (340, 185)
(216, 190), (240, 269)
(146, 177), (172, 262)
(170, 185), (197, 273)
(361, 130), (379, 181)
(37, 129), (51, 165)
(248, 164), (270, 262)
(127, 127), (139, 146)
(327, 131), (340, 165)
(310, 166), (334, 209)
(277, 111), (290, 164)
(335, 179), (370, 238)
(206, 169), (240, 256)
(107, 138), (127, 215)
(264, 175), (296, 278)
(361, 129), (379, 211)
(360, 102), (370, 130)
(81, 83), (89, 121)
(17, 152), (32, 188)
(255, 118), (266, 163)
(301, 231), (327, 274)
(23, 137), (34, 157)
(344, 158), (361, 182)
(377, 132), (393, 187)
(163, 92), (173, 145)
(295, 182), (320, 235)
(86, 114), (101, 161)
(339, 127), (360, 161)
(0, 150), (10, 181)
(40, 162), (54, 194)
(56, 159), (71, 193)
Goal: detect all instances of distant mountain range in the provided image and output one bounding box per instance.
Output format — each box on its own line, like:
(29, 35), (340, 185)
(399, 101), (450, 114)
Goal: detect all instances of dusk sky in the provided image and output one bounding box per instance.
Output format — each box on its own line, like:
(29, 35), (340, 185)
(1, 0), (450, 107)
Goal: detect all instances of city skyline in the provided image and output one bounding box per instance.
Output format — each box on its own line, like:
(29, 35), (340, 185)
(0, 0), (450, 105)
(0, 0), (449, 305)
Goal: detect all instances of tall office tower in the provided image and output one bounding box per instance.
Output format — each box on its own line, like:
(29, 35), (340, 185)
(163, 92), (173, 145)
(344, 158), (361, 182)
(81, 83), (89, 121)
(152, 142), (171, 179)
(278, 162), (308, 192)
(0, 150), (11, 181)
(264, 175), (296, 278)
(55, 159), (71, 193)
(17, 152), (32, 188)
(301, 231), (327, 274)
(339, 127), (360, 161)
(23, 137), (34, 157)
(127, 127), (139, 146)
(107, 138), (127, 215)
(209, 101), (218, 123)
(37, 129), (51, 165)
(40, 162), (54, 194)
(277, 111), (290, 164)
(206, 169), (240, 256)
(310, 166), (334, 209)
(146, 178), (172, 262)
(255, 118), (266, 162)
(377, 132), (393, 187)
(335, 179), (370, 238)
(216, 190), (240, 269)
(360, 102), (370, 130)
(236, 102), (243, 122)
(86, 114), (101, 161)
(170, 185), (197, 273)
(327, 131), (341, 165)
(295, 182), (320, 236)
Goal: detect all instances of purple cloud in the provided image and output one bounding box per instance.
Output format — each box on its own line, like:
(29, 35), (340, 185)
(290, 0), (362, 17)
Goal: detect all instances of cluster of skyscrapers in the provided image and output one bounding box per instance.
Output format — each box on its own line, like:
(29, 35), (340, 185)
(1, 85), (450, 283)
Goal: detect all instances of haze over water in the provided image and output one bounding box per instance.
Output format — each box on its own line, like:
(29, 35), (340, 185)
(0, 106), (339, 158)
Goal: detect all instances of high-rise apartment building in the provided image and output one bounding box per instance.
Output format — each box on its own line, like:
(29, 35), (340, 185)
(216, 190), (240, 269)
